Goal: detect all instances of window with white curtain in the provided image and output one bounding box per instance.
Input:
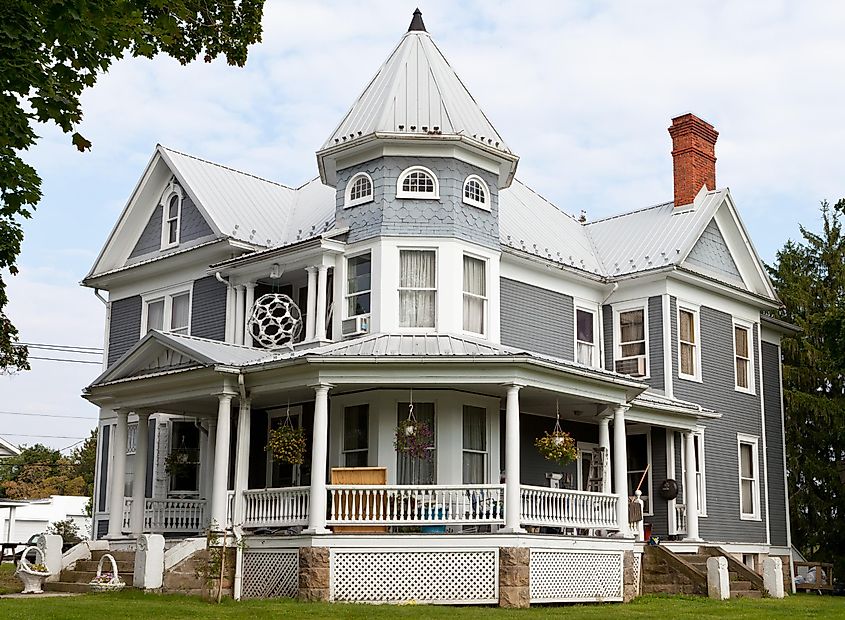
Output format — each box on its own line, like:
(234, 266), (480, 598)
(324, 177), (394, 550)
(142, 287), (192, 336)
(146, 299), (165, 332)
(343, 404), (369, 467)
(170, 293), (190, 334)
(397, 403), (436, 484)
(619, 309), (645, 358)
(399, 250), (436, 328)
(462, 405), (487, 484)
(576, 308), (595, 366)
(462, 255), (486, 334)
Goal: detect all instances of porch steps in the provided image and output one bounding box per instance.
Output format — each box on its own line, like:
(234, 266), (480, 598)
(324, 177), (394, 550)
(44, 549), (136, 593)
(641, 546), (764, 599)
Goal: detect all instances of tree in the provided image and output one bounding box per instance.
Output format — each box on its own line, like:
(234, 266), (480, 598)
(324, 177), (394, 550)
(0, 0), (265, 372)
(768, 199), (845, 578)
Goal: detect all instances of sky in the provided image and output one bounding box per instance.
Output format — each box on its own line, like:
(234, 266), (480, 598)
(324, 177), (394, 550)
(2, 1), (844, 452)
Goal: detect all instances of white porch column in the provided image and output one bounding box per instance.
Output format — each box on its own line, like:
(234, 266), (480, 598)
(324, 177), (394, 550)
(232, 398), (251, 526)
(598, 416), (611, 494)
(305, 267), (317, 341)
(234, 285), (245, 346)
(243, 283), (256, 346)
(107, 410), (129, 539)
(314, 265), (328, 341)
(225, 283), (236, 343)
(210, 394), (234, 529)
(130, 412), (151, 536)
(204, 420), (217, 503)
(501, 384), (526, 534)
(304, 383), (332, 535)
(684, 431), (701, 541)
(613, 405), (630, 536)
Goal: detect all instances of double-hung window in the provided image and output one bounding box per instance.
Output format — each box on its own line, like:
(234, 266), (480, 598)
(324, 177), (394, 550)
(616, 307), (647, 377)
(576, 308), (596, 366)
(462, 406), (487, 484)
(626, 431), (652, 514)
(678, 306), (701, 380)
(399, 249), (436, 328)
(346, 253), (371, 317)
(680, 431), (707, 516)
(342, 405), (369, 467)
(397, 403), (435, 484)
(160, 186), (183, 249)
(462, 255), (486, 334)
(734, 322), (754, 391)
(737, 434), (760, 519)
(143, 288), (191, 336)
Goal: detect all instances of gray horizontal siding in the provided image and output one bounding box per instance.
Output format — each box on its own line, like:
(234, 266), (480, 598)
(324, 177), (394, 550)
(762, 341), (788, 547)
(647, 296), (664, 391)
(671, 298), (767, 544)
(129, 193), (214, 260)
(650, 427), (669, 536)
(500, 278), (573, 360)
(191, 276), (227, 341)
(603, 305), (613, 371)
(518, 413), (598, 487)
(108, 295), (142, 365)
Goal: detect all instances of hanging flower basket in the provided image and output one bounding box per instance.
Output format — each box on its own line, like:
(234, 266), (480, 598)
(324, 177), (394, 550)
(15, 546), (51, 594)
(266, 424), (307, 465)
(88, 553), (125, 593)
(395, 418), (433, 460)
(164, 448), (199, 478)
(535, 430), (577, 467)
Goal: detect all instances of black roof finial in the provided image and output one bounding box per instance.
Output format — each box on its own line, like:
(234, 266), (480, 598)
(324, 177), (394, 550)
(408, 8), (426, 32)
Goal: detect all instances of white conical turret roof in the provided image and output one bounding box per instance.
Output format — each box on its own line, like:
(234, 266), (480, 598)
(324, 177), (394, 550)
(322, 9), (510, 155)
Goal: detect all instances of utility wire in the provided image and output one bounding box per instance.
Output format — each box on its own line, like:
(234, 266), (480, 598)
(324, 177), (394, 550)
(1, 433), (88, 440)
(16, 342), (103, 353)
(27, 356), (102, 365)
(0, 411), (97, 420)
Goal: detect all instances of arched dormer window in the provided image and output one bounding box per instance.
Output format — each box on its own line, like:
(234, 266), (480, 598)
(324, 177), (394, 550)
(462, 175), (490, 210)
(397, 166), (439, 199)
(345, 172), (374, 208)
(160, 182), (184, 249)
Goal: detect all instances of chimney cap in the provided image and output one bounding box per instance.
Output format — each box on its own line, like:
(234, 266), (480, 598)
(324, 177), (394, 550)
(408, 8), (427, 32)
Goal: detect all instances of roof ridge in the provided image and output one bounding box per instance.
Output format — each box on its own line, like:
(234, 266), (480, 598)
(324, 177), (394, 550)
(161, 331), (266, 352)
(509, 178), (581, 223)
(158, 144), (297, 191)
(586, 199), (674, 225)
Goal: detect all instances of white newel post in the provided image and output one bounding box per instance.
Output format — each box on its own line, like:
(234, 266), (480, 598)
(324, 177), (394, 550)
(598, 415), (611, 494)
(204, 419), (217, 506)
(130, 411), (151, 536)
(107, 410), (129, 538)
(232, 398), (252, 526)
(37, 534), (63, 581)
(314, 265), (328, 341)
(613, 405), (630, 536)
(502, 384), (526, 534)
(134, 533), (165, 590)
(683, 431), (701, 541)
(243, 283), (256, 346)
(305, 267), (317, 341)
(210, 394), (234, 530)
(304, 384), (332, 535)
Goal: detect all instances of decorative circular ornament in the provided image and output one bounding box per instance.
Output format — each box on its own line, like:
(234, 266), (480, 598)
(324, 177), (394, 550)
(247, 294), (303, 349)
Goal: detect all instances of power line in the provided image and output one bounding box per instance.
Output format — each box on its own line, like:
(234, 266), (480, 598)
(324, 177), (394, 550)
(17, 342), (103, 353)
(1, 433), (88, 440)
(0, 411), (98, 420)
(27, 356), (102, 365)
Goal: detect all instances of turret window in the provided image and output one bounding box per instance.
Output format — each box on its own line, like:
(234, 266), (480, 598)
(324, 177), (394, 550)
(462, 175), (490, 210)
(345, 172), (374, 208)
(160, 183), (184, 249)
(397, 166), (439, 199)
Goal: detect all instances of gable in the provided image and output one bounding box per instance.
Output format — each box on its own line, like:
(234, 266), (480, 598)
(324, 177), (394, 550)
(685, 219), (744, 286)
(97, 338), (206, 385)
(130, 346), (200, 378)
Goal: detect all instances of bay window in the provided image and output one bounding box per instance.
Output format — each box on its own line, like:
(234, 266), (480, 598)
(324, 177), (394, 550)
(143, 288), (191, 336)
(462, 406), (487, 484)
(343, 405), (369, 467)
(399, 249), (436, 328)
(346, 253), (371, 317)
(462, 255), (486, 334)
(576, 308), (596, 366)
(397, 402), (435, 484)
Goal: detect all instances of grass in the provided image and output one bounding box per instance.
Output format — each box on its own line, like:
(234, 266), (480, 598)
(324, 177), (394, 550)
(0, 590), (843, 619)
(0, 564), (19, 595)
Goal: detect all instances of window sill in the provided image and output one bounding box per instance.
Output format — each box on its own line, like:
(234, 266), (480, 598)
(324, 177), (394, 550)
(396, 193), (440, 200)
(739, 514), (762, 522)
(160, 242), (180, 251)
(734, 386), (756, 396)
(345, 197), (374, 209)
(462, 199), (490, 211)
(678, 373), (703, 383)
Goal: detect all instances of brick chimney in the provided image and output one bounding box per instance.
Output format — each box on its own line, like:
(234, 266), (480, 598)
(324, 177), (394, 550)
(668, 113), (718, 207)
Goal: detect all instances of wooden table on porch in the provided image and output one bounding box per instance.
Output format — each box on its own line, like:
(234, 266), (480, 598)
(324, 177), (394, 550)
(330, 467), (388, 533)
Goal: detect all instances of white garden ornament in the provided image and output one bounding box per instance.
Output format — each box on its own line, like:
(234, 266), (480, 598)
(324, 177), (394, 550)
(247, 294), (303, 349)
(15, 546), (51, 594)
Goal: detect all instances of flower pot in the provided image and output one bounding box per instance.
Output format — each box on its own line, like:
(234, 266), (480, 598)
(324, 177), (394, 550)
(15, 546), (50, 594)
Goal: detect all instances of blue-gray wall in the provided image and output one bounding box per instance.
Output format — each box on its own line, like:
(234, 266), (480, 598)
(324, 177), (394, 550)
(603, 305), (613, 371)
(647, 296), (664, 391)
(335, 156), (500, 249)
(516, 413), (598, 487)
(129, 192), (215, 260)
(108, 295), (142, 365)
(500, 278), (574, 360)
(762, 341), (788, 547)
(649, 426), (669, 536)
(190, 276), (227, 341)
(670, 298), (767, 544)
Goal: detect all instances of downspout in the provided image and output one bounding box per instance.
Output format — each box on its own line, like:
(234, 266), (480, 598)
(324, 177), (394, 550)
(598, 282), (619, 371)
(92, 288), (110, 538)
(233, 371), (246, 601)
(94, 289), (110, 371)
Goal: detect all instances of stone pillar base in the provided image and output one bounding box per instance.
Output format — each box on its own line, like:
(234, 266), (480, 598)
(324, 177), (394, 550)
(499, 547), (529, 608)
(623, 550), (639, 602)
(298, 546), (330, 602)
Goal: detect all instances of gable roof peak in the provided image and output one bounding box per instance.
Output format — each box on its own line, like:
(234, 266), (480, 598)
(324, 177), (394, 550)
(408, 8), (426, 32)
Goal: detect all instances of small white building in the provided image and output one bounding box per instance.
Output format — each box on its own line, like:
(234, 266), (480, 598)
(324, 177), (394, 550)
(0, 495), (90, 544)
(0, 436), (20, 459)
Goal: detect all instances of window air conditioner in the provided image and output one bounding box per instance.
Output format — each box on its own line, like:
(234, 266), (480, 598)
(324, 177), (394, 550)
(341, 315), (370, 338)
(615, 356), (647, 378)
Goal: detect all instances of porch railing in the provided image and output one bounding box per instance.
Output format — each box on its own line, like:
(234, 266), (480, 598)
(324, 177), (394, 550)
(673, 503), (687, 536)
(242, 486), (309, 528)
(519, 485), (618, 530)
(122, 498), (207, 533)
(326, 484), (505, 526)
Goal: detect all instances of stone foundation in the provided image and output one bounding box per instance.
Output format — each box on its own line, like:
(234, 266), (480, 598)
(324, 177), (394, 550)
(298, 546), (330, 602)
(162, 547), (235, 598)
(498, 547), (529, 608)
(622, 550), (639, 602)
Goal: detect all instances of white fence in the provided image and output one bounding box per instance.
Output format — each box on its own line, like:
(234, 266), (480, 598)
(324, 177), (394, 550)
(519, 485), (618, 530)
(243, 487), (310, 528)
(122, 498), (206, 533)
(326, 484), (505, 526)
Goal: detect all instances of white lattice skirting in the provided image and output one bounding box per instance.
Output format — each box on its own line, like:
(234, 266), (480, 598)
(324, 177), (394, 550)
(530, 550), (624, 603)
(241, 551), (299, 599)
(330, 549), (498, 604)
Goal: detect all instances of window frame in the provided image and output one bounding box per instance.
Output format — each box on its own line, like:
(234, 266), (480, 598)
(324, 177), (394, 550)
(461, 405), (488, 484)
(344, 172), (374, 208)
(266, 406), (304, 488)
(613, 301), (649, 378)
(398, 247), (438, 330)
(574, 303), (599, 368)
(140, 284), (193, 338)
(396, 166), (440, 200)
(342, 404), (369, 467)
(396, 402), (437, 485)
(160, 184), (184, 250)
(344, 251), (372, 320)
(462, 174), (490, 211)
(461, 253), (487, 336)
(737, 433), (761, 520)
(626, 426), (653, 516)
(733, 319), (755, 394)
(680, 430), (708, 517)
(677, 303), (702, 382)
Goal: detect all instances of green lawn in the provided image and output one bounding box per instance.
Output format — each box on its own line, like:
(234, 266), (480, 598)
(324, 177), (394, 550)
(0, 590), (843, 619)
(0, 564), (19, 595)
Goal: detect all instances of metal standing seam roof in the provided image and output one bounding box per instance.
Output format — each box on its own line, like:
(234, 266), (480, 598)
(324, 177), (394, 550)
(321, 29), (509, 153)
(298, 333), (523, 358)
